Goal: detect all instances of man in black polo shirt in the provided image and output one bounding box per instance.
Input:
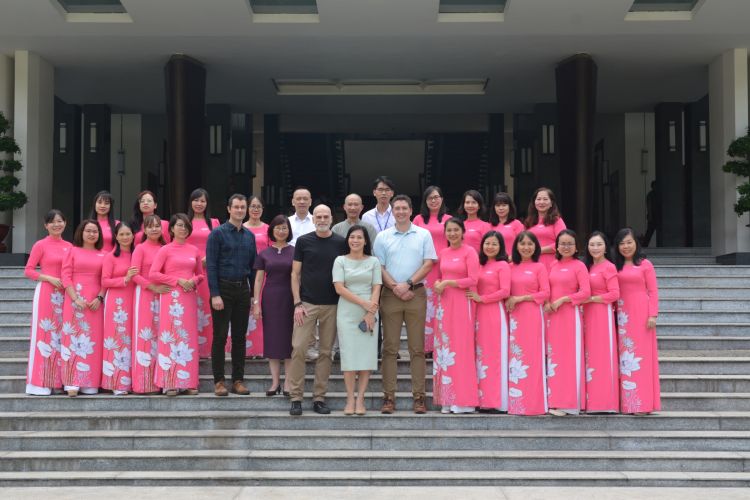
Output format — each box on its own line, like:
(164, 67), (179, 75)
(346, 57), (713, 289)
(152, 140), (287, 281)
(206, 193), (256, 397)
(288, 204), (345, 415)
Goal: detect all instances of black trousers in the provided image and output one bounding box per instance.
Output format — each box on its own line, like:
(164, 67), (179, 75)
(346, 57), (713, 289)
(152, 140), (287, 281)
(211, 279), (250, 383)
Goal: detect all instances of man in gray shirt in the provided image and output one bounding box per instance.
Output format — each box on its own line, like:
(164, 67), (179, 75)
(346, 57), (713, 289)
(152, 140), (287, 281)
(332, 193), (377, 242)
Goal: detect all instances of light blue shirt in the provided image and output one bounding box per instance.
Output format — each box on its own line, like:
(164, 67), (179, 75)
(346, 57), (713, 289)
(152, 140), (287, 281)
(373, 223), (437, 284)
(362, 206), (395, 234)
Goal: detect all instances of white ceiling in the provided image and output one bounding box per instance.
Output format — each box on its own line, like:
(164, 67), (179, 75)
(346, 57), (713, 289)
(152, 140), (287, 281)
(0, 0), (749, 114)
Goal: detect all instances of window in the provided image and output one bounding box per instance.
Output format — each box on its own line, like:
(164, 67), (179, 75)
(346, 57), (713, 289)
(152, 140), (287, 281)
(56, 0), (126, 13)
(629, 0), (699, 12)
(439, 0), (507, 13)
(249, 0), (318, 14)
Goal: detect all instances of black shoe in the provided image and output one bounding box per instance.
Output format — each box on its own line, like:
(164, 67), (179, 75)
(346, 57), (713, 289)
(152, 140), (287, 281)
(478, 408), (503, 414)
(289, 401), (302, 416)
(333, 352), (340, 361)
(425, 352), (433, 359)
(266, 385), (281, 397)
(313, 401), (331, 415)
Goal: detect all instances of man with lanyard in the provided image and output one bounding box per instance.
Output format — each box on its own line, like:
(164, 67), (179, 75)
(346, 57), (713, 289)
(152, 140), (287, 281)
(362, 176), (395, 234)
(288, 187), (314, 246)
(206, 194), (256, 397)
(373, 194), (436, 414)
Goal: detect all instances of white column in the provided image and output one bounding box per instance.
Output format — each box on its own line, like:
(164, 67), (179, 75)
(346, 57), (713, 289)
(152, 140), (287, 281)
(0, 54), (13, 120)
(709, 48), (750, 257)
(12, 51), (54, 254)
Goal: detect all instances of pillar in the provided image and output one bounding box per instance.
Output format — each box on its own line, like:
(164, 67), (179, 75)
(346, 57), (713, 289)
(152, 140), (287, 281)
(0, 54), (12, 121)
(555, 54), (597, 237)
(165, 55), (206, 216)
(12, 51), (54, 254)
(709, 48), (750, 262)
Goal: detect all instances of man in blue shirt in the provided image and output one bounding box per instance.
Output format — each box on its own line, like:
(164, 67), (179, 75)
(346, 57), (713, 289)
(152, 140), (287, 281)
(373, 194), (436, 414)
(206, 194), (256, 397)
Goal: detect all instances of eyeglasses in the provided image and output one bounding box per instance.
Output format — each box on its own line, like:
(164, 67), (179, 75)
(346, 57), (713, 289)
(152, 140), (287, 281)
(427, 195), (442, 201)
(249, 205), (263, 210)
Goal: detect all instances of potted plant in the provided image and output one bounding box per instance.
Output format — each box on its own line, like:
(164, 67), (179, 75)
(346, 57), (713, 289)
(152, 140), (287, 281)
(0, 111), (29, 252)
(722, 128), (750, 222)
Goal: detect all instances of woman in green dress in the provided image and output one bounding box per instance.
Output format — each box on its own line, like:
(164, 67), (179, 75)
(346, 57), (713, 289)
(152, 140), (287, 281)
(332, 225), (382, 415)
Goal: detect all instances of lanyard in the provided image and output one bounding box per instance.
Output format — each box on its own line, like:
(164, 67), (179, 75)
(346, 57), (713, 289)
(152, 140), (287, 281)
(376, 210), (391, 232)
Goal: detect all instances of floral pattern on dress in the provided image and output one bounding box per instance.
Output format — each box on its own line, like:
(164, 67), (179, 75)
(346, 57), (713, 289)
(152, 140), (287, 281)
(157, 289), (195, 389)
(34, 290), (65, 388)
(618, 298), (643, 412)
(101, 297), (133, 391)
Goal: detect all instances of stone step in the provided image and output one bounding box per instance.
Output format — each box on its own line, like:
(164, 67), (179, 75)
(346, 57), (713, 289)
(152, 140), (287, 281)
(659, 311), (750, 323)
(0, 469), (748, 487)
(1, 449), (748, 473)
(656, 324), (750, 336)
(648, 256), (717, 265)
(0, 278), (36, 288)
(3, 429), (750, 452)
(660, 299), (750, 311)
(656, 266), (750, 277)
(0, 391), (747, 412)
(0, 267), (25, 277)
(4, 372), (747, 395)
(0, 300), (32, 312)
(659, 357), (750, 375)
(659, 287), (750, 299)
(657, 276), (750, 287)
(658, 336), (750, 350)
(1, 410), (747, 432)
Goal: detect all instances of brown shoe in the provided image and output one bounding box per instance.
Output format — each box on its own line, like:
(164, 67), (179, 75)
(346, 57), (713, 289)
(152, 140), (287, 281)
(214, 381), (229, 397)
(413, 396), (427, 414)
(232, 380), (250, 395)
(381, 397), (395, 414)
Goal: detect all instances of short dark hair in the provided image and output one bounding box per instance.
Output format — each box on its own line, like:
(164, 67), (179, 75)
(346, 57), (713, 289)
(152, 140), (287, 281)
(73, 219), (103, 250)
(613, 227), (646, 271)
(227, 193), (247, 207)
(488, 192), (517, 226)
(268, 214), (292, 243)
(168, 213), (193, 239)
(583, 231), (613, 270)
(511, 230), (541, 264)
(373, 176), (395, 191)
(141, 214), (166, 245)
(113, 221), (135, 257)
(444, 216), (465, 236)
(391, 194), (412, 209)
(555, 229), (579, 260)
(345, 224), (373, 256)
(44, 209), (66, 224)
(479, 230), (508, 265)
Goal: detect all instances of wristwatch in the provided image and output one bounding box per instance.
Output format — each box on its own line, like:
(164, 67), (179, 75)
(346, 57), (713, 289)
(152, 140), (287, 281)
(406, 279), (414, 290)
(294, 301), (303, 308)
(252, 299), (259, 305)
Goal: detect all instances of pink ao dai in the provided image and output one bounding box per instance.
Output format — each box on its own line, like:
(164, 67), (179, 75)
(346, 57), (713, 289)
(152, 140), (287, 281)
(97, 216), (119, 253)
(134, 219), (171, 245)
(60, 247), (107, 390)
(24, 236), (72, 394)
(187, 217), (220, 358)
(434, 244), (480, 408)
(583, 260), (620, 412)
(130, 240), (164, 393)
(546, 257), (590, 412)
(528, 217), (566, 270)
(100, 250), (135, 393)
(230, 223), (268, 357)
(475, 259), (511, 410)
(149, 242), (204, 391)
(413, 213), (450, 353)
(508, 261), (550, 415)
(492, 219), (524, 257)
(617, 259), (661, 414)
(463, 218), (491, 255)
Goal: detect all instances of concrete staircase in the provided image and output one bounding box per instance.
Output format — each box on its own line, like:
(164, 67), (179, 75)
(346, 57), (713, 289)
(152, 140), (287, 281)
(1, 258), (749, 487)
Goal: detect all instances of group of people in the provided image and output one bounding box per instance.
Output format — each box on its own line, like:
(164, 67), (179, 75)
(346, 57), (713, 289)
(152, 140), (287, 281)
(24, 177), (661, 417)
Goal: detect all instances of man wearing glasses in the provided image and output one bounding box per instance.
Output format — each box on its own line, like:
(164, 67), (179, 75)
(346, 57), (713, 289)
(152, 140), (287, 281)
(362, 176), (396, 234)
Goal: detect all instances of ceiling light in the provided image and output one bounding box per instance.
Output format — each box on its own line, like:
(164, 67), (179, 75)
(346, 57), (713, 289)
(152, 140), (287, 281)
(273, 80), (488, 96)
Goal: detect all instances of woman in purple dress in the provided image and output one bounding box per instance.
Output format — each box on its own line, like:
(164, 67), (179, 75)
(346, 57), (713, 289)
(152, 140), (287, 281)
(253, 215), (295, 396)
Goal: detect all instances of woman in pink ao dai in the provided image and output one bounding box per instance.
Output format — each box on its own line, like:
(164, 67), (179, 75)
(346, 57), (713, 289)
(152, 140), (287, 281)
(24, 210), (72, 395)
(434, 217), (480, 414)
(186, 188), (221, 358)
(412, 185), (450, 354)
(60, 220), (107, 396)
(489, 192), (524, 258)
(467, 231), (511, 412)
(100, 223), (138, 394)
(525, 187), (566, 271)
(457, 190), (491, 255)
(506, 231), (550, 415)
(582, 231), (620, 413)
(614, 228), (660, 415)
(545, 230), (591, 416)
(150, 214), (205, 395)
(130, 215), (168, 394)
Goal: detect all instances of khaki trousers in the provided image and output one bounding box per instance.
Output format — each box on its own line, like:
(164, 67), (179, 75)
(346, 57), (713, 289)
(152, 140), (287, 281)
(380, 287), (426, 399)
(288, 303), (337, 402)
